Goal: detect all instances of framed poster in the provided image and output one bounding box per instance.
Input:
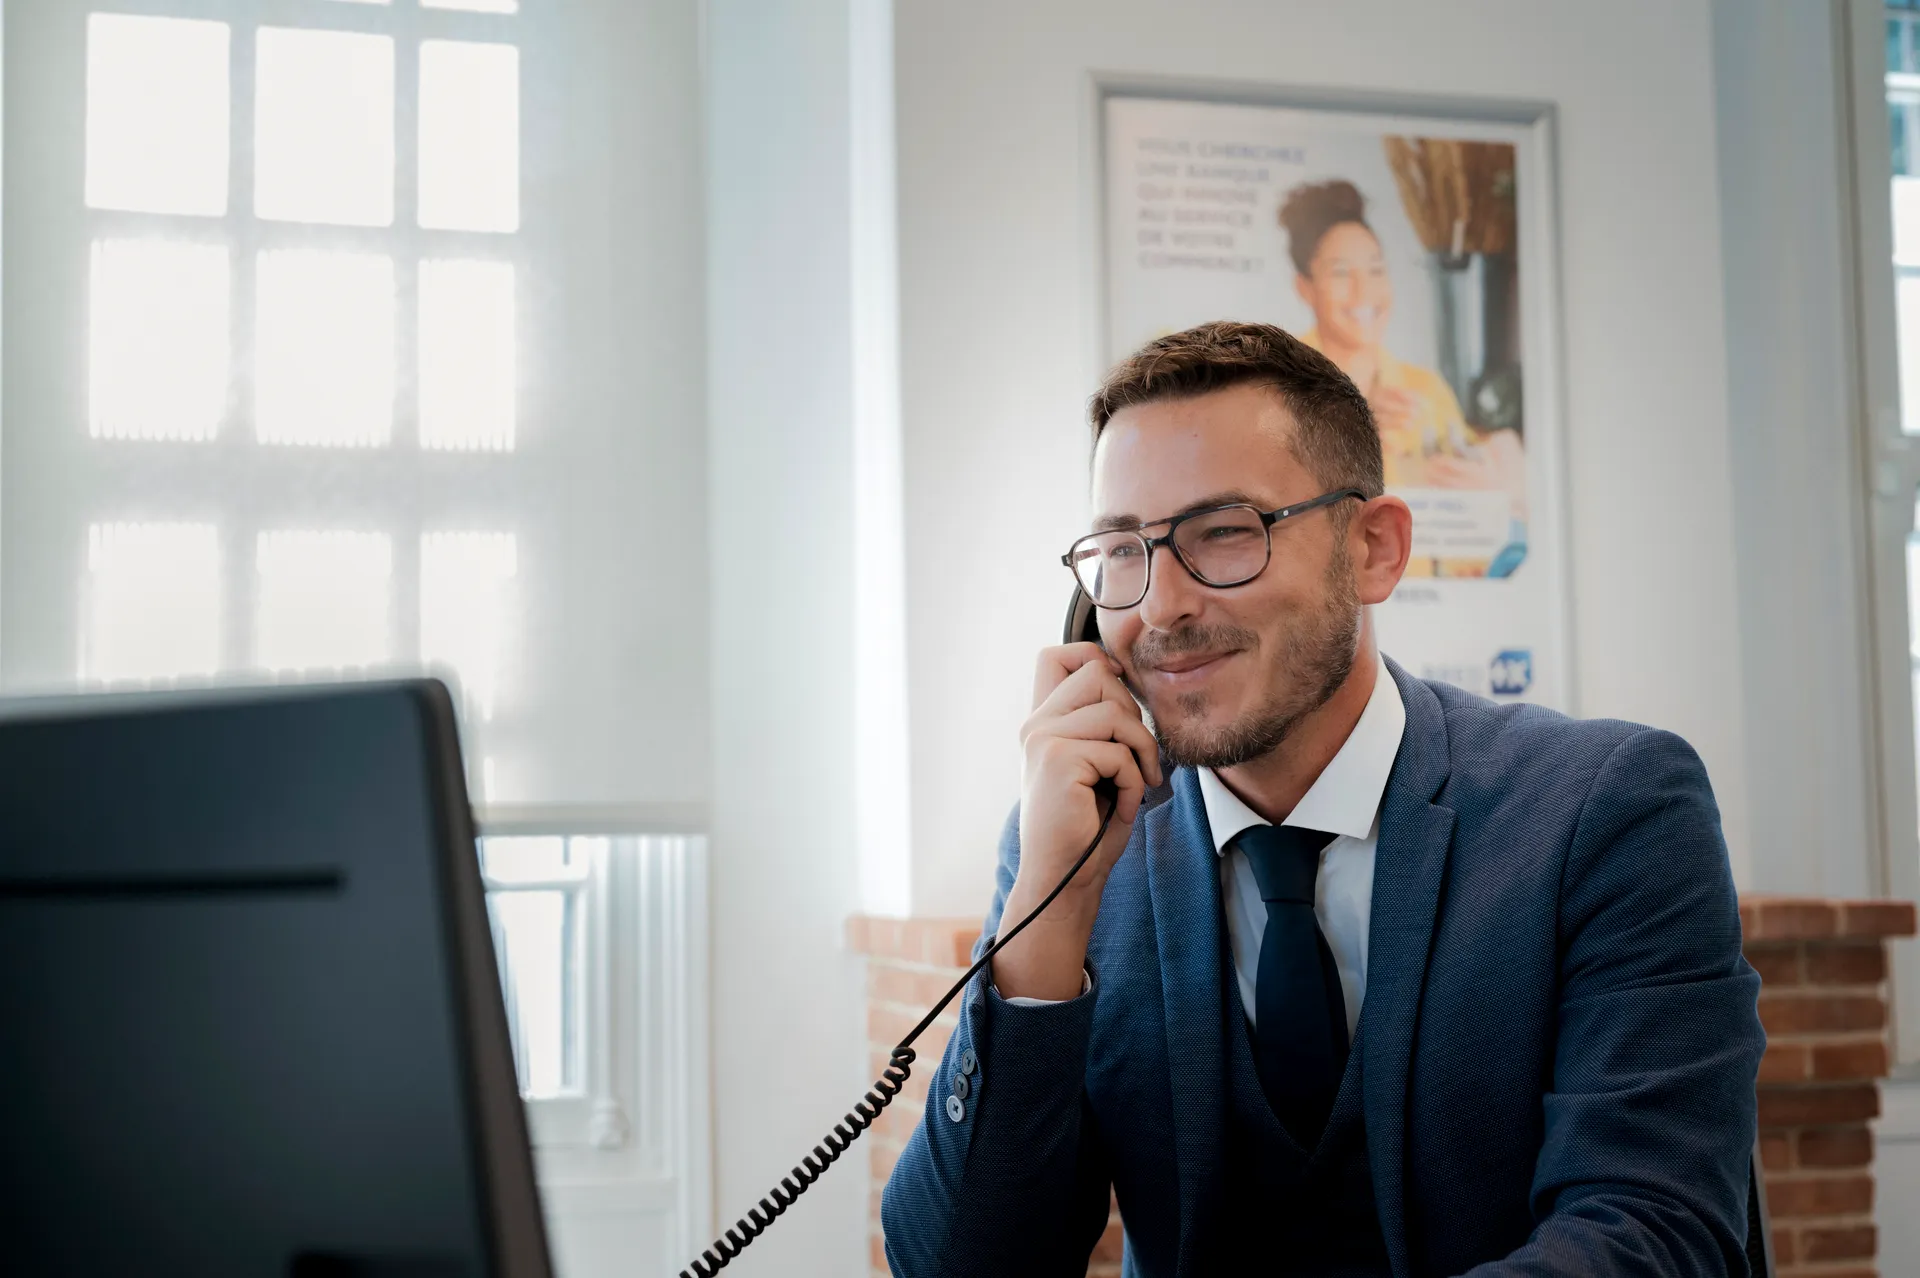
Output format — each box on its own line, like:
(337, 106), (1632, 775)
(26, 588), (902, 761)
(1101, 89), (1571, 711)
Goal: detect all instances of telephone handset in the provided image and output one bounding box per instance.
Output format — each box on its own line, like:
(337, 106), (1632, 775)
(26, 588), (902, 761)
(677, 594), (1128, 1276)
(1065, 583), (1101, 647)
(1063, 585), (1122, 812)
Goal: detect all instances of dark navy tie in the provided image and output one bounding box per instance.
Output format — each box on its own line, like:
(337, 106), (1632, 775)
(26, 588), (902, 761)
(1234, 823), (1348, 1147)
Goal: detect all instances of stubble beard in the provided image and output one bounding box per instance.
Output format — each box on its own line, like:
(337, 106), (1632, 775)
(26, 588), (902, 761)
(1138, 546), (1362, 771)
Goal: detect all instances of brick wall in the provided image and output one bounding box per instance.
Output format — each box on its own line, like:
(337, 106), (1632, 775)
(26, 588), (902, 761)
(850, 898), (1916, 1277)
(844, 916), (1126, 1278)
(1744, 896), (1916, 1277)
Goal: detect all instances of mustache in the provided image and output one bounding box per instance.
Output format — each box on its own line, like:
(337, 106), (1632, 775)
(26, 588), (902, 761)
(1128, 624), (1258, 671)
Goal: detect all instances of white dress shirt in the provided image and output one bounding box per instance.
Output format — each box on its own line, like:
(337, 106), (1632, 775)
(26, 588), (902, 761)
(1003, 657), (1404, 1021)
(1200, 655), (1404, 1036)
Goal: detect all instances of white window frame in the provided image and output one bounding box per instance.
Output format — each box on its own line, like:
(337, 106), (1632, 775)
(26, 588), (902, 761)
(0, 0), (717, 1259)
(3, 0), (536, 798)
(1839, 0), (1920, 1064)
(476, 813), (712, 1261)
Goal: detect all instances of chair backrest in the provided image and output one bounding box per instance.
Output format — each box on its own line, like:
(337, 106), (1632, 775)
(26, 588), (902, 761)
(1746, 1143), (1775, 1278)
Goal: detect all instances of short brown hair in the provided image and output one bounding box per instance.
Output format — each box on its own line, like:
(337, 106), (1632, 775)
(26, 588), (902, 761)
(1089, 320), (1384, 498)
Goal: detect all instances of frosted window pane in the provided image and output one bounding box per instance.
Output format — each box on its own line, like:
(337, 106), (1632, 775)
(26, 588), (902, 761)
(255, 28), (394, 226)
(481, 836), (582, 883)
(421, 532), (516, 720)
(1911, 490), (1920, 659)
(1899, 274), (1920, 437)
(89, 240), (229, 441)
(487, 888), (581, 1097)
(256, 249), (395, 447)
(1896, 178), (1920, 266)
(84, 523), (221, 683)
(425, 0), (519, 11)
(86, 15), (229, 216)
(419, 42), (519, 232)
(420, 259), (515, 450)
(255, 531), (392, 672)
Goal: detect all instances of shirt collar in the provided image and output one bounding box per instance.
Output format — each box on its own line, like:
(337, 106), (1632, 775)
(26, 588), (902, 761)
(1195, 654), (1407, 856)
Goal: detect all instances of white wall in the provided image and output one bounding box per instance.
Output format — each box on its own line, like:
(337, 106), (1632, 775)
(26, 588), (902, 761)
(893, 0), (1755, 916)
(705, 2), (874, 1274)
(1711, 0), (1879, 901)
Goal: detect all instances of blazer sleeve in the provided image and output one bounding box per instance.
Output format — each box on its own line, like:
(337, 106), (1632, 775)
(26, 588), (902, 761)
(1467, 727), (1765, 1276)
(879, 804), (1115, 1277)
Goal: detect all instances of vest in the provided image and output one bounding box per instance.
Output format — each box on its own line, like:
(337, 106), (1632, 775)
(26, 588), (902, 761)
(1218, 975), (1391, 1275)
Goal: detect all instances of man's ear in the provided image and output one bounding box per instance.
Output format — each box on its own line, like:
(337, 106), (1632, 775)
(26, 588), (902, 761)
(1351, 495), (1412, 606)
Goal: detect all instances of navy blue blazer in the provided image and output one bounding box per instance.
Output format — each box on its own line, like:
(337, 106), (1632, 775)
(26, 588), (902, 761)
(881, 661), (1765, 1276)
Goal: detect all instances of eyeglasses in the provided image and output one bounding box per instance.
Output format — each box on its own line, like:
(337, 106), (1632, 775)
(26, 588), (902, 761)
(1061, 489), (1365, 610)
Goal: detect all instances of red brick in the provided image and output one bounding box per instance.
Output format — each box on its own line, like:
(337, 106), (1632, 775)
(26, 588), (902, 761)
(1799, 1126), (1874, 1169)
(1757, 1084), (1879, 1127)
(848, 915), (981, 962)
(1805, 943), (1887, 987)
(1746, 944), (1803, 987)
(1812, 1040), (1890, 1082)
(869, 1136), (903, 1181)
(1766, 1173), (1874, 1218)
(869, 1098), (922, 1144)
(864, 917), (905, 959)
(869, 1003), (957, 1051)
(1759, 1130), (1793, 1172)
(1840, 900), (1917, 940)
(1757, 993), (1885, 1036)
(1743, 899), (1839, 941)
(1772, 1225), (1796, 1265)
(872, 962), (969, 1010)
(1799, 1223), (1877, 1262)
(845, 915), (871, 953)
(870, 1231), (889, 1271)
(897, 1058), (933, 1106)
(1759, 1043), (1810, 1083)
(936, 926), (982, 967)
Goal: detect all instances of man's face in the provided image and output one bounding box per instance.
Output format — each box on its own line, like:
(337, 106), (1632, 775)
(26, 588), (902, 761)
(1091, 382), (1360, 768)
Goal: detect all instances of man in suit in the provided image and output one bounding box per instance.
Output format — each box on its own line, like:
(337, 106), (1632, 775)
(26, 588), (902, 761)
(881, 321), (1764, 1276)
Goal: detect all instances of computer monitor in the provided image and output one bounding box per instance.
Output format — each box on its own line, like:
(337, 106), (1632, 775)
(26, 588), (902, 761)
(0, 679), (552, 1278)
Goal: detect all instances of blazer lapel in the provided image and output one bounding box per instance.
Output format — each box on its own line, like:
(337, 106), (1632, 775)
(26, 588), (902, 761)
(1144, 768), (1228, 1276)
(1361, 661), (1456, 1277)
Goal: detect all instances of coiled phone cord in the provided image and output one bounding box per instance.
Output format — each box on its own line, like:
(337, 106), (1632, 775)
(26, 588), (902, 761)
(677, 782), (1122, 1277)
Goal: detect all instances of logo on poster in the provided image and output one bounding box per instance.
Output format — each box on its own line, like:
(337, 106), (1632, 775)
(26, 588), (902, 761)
(1489, 649), (1532, 697)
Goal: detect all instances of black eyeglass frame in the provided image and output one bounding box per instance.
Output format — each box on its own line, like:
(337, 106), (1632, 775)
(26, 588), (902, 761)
(1060, 488), (1367, 610)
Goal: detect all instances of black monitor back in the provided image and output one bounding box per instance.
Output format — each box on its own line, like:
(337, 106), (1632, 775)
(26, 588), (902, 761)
(0, 679), (552, 1278)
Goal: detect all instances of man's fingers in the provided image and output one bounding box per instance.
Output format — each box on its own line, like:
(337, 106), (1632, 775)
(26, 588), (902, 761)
(1032, 649), (1133, 720)
(1032, 641), (1117, 709)
(1076, 740), (1149, 824)
(1034, 701), (1164, 788)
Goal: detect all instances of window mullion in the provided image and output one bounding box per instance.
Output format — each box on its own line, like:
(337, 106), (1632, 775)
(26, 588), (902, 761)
(225, 15), (261, 671)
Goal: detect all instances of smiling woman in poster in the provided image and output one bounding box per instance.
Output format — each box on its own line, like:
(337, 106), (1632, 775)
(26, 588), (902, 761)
(1279, 179), (1525, 576)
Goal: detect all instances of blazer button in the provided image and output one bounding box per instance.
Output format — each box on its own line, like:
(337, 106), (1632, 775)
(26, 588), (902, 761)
(952, 1073), (970, 1100)
(959, 1049), (978, 1076)
(946, 1094), (965, 1123)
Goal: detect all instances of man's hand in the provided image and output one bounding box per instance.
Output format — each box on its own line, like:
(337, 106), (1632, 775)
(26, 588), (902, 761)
(991, 642), (1163, 1001)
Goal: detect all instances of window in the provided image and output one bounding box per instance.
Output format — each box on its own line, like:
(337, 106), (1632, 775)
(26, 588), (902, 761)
(5, 11), (713, 1264)
(8, 2), (712, 1268)
(54, 2), (527, 789)
(1853, 1), (1920, 1064)
(480, 830), (707, 1153)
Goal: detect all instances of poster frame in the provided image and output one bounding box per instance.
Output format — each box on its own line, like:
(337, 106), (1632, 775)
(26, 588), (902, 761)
(1085, 73), (1577, 714)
